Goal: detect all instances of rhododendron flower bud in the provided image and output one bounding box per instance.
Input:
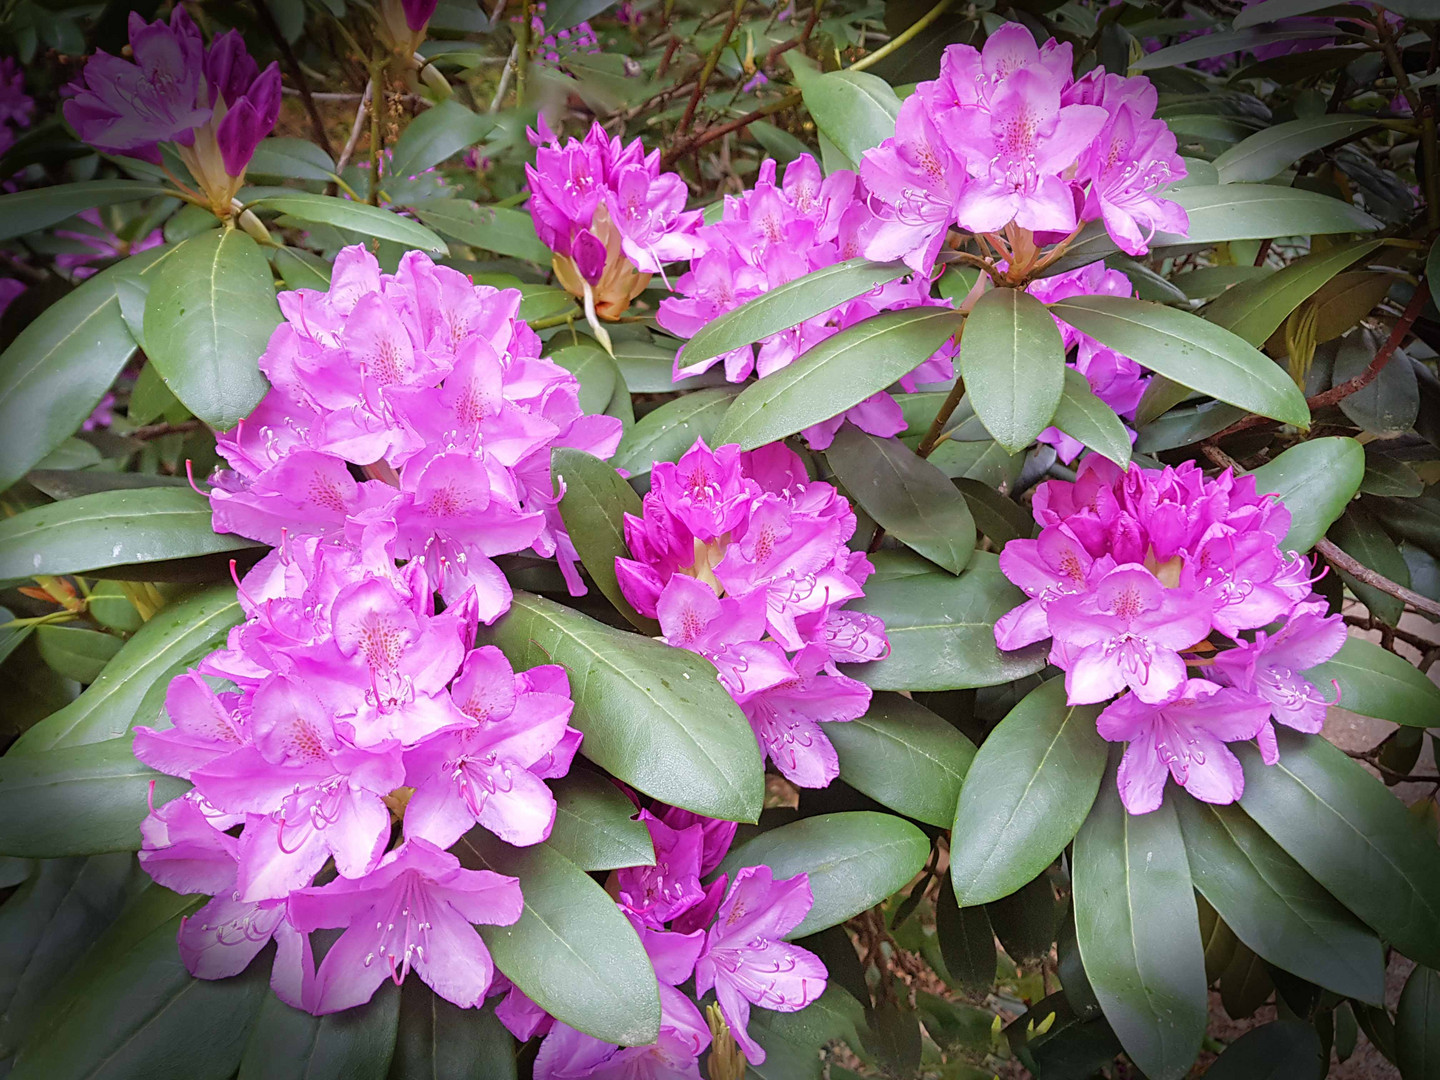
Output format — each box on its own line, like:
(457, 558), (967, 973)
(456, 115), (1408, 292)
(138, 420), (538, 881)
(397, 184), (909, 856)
(526, 122), (705, 319)
(63, 9), (280, 216)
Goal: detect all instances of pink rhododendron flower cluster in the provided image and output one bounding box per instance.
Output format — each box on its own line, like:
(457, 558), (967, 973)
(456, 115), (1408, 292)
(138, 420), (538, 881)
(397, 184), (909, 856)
(860, 24), (1188, 274)
(658, 153), (955, 449)
(994, 456), (1344, 814)
(63, 7), (281, 215)
(54, 208), (166, 280)
(496, 804), (826, 1076)
(134, 529), (582, 1014)
(1024, 264), (1150, 462)
(208, 244), (624, 622)
(526, 120), (705, 319)
(615, 439), (888, 788)
(527, 2), (602, 66)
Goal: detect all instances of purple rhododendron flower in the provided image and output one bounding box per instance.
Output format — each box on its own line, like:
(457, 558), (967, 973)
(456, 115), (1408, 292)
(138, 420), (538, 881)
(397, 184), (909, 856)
(526, 121), (704, 319)
(0, 56), (34, 158)
(658, 153), (956, 448)
(615, 439), (887, 787)
(63, 8), (280, 214)
(858, 23), (1187, 272)
(993, 455), (1344, 814)
(53, 208), (165, 280)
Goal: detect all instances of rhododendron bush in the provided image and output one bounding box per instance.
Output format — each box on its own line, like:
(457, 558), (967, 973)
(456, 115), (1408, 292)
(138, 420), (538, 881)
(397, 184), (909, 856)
(1, 1), (1440, 1078)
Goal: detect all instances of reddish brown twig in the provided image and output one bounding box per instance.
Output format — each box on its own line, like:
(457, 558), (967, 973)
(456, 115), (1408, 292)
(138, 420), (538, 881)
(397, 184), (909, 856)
(131, 419), (202, 441)
(1208, 280), (1428, 442)
(671, 0), (746, 147)
(661, 90), (801, 168)
(1318, 537), (1440, 620)
(762, 0), (825, 68)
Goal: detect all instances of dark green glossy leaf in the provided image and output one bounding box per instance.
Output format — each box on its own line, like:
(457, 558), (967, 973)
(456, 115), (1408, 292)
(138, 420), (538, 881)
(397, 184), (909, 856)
(612, 338), (722, 393)
(410, 199), (549, 263)
(1203, 1021), (1326, 1080)
(1329, 504), (1410, 625)
(0, 180), (170, 241)
(1220, 942), (1275, 1020)
(788, 55), (900, 167)
(1237, 732), (1440, 968)
(711, 308), (963, 451)
(1249, 437), (1365, 552)
(1136, 400), (1247, 454)
(840, 552), (1049, 692)
(678, 258), (910, 372)
(950, 678), (1107, 906)
(273, 245), (332, 290)
(0, 488), (259, 584)
(545, 769), (653, 871)
(1133, 28), (1335, 70)
(826, 426), (975, 574)
(0, 737), (188, 857)
(388, 982), (515, 1080)
(1359, 454), (1424, 498)
(247, 137), (338, 182)
(553, 447), (659, 634)
(386, 101), (493, 184)
(1048, 296), (1309, 427)
(143, 227), (279, 428)
(548, 343), (618, 416)
(614, 387), (739, 475)
(1175, 800), (1385, 1003)
(1053, 366), (1133, 467)
(457, 829), (659, 1046)
(34, 625), (122, 683)
(935, 878), (997, 991)
(1367, 494), (1440, 562)
(745, 984), (864, 1080)
(1212, 117), (1380, 184)
(1305, 637), (1440, 728)
(1335, 329), (1420, 436)
(481, 591), (763, 823)
(718, 811), (930, 938)
(238, 982), (400, 1080)
(1397, 965), (1440, 1080)
(823, 692), (975, 828)
(252, 193), (447, 253)
(954, 478), (1032, 546)
(987, 872), (1060, 963)
(961, 287), (1066, 453)
(1073, 768), (1207, 1080)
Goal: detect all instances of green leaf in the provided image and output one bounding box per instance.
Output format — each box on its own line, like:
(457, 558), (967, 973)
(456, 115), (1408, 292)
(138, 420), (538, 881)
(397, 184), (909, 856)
(1335, 329), (1420, 436)
(251, 193), (447, 253)
(1305, 637), (1440, 728)
(553, 447), (659, 634)
(1249, 437), (1365, 552)
(1135, 400), (1247, 454)
(246, 137), (338, 182)
(1237, 731), (1440, 969)
(1204, 239), (1384, 346)
(1360, 454), (1425, 499)
(1175, 799), (1385, 1003)
(34, 625), (122, 684)
(612, 338), (722, 393)
(1367, 494), (1440, 562)
(8, 885), (266, 1080)
(717, 811), (930, 938)
(0, 488), (259, 583)
(1053, 366), (1134, 468)
(960, 287), (1067, 453)
(548, 342), (619, 416)
(1048, 296), (1310, 427)
(481, 591), (763, 823)
(387, 101), (494, 184)
(788, 56), (900, 167)
(238, 983), (400, 1080)
(1133, 28), (1338, 70)
(950, 678), (1107, 907)
(826, 427), (975, 574)
(1329, 504), (1411, 625)
(954, 478), (1033, 546)
(1397, 966), (1440, 1080)
(745, 984), (865, 1080)
(841, 552), (1049, 692)
(1212, 117), (1380, 184)
(410, 199), (550, 263)
(614, 387), (739, 474)
(273, 246), (332, 291)
(457, 829), (659, 1046)
(143, 228), (280, 428)
(823, 692), (976, 828)
(1073, 770), (1207, 1080)
(935, 880), (998, 991)
(1233, 0), (1343, 26)
(1202, 1021), (1326, 1080)
(712, 308), (964, 451)
(545, 768), (654, 871)
(677, 259), (910, 372)
(0, 180), (170, 242)
(0, 737), (188, 858)
(1429, 239), (1440, 312)
(389, 982), (515, 1080)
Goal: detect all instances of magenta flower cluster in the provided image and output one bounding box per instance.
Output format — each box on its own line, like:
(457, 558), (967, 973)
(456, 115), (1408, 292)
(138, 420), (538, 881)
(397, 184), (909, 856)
(135, 529), (582, 1013)
(496, 805), (826, 1076)
(209, 244), (624, 620)
(616, 439), (888, 788)
(861, 24), (1188, 271)
(658, 154), (955, 449)
(995, 457), (1344, 814)
(527, 2), (602, 67)
(1025, 264), (1150, 462)
(63, 8), (280, 211)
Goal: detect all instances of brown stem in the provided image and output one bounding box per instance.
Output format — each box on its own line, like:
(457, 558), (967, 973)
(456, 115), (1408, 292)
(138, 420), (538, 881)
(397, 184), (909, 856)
(762, 0), (824, 68)
(661, 90), (802, 169)
(1317, 537), (1440, 620)
(131, 419), (202, 441)
(1343, 614), (1440, 653)
(672, 0), (746, 144)
(255, 0), (336, 161)
(916, 365), (966, 459)
(1209, 281), (1428, 441)
(333, 79), (373, 177)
